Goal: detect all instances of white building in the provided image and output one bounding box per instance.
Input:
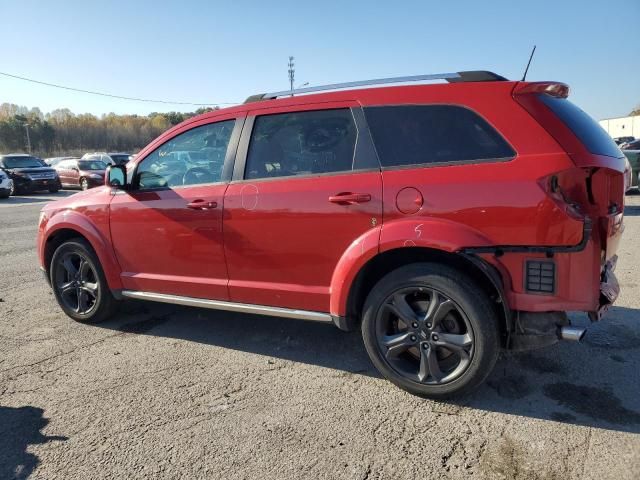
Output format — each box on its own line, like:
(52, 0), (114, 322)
(598, 115), (640, 139)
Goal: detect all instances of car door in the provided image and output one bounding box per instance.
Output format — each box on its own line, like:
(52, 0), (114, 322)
(109, 115), (243, 299)
(223, 103), (382, 312)
(55, 160), (70, 186)
(68, 160), (80, 187)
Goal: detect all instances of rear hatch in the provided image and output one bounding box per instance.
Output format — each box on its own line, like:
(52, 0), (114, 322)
(512, 82), (625, 262)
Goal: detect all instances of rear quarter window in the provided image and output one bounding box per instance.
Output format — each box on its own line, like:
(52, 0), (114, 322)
(537, 94), (623, 158)
(364, 105), (515, 168)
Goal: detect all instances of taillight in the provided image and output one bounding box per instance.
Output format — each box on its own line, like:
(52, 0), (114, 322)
(514, 82), (569, 98)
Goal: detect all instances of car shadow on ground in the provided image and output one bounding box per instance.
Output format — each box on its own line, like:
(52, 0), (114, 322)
(98, 302), (640, 434)
(0, 405), (67, 480)
(0, 190), (75, 207)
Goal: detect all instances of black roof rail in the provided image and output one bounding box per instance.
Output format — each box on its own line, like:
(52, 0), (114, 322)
(244, 70), (507, 103)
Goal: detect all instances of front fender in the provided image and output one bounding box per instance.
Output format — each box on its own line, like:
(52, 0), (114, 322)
(329, 218), (493, 316)
(41, 210), (123, 290)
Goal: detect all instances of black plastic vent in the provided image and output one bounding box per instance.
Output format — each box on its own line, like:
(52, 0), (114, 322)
(525, 260), (556, 294)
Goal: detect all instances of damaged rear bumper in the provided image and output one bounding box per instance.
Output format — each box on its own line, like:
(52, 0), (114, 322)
(589, 256), (619, 322)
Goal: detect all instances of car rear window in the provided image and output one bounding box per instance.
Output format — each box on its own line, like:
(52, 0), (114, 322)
(537, 94), (623, 158)
(364, 105), (515, 168)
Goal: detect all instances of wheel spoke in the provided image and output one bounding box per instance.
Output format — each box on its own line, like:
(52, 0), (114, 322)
(78, 258), (91, 280)
(417, 345), (444, 382)
(81, 282), (98, 297)
(387, 293), (419, 324)
(424, 294), (454, 327)
(77, 289), (89, 313)
(382, 332), (414, 358)
(59, 281), (75, 295)
(435, 332), (473, 350)
(62, 257), (78, 277)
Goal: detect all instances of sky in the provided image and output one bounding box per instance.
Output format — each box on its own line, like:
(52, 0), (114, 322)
(0, 0), (638, 120)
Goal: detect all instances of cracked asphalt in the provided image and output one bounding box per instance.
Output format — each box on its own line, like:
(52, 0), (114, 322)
(1, 190), (639, 479)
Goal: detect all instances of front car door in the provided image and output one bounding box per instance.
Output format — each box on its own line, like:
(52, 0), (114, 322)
(223, 103), (382, 312)
(109, 115), (243, 299)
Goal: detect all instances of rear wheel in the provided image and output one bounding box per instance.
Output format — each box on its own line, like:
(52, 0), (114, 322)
(361, 263), (500, 398)
(50, 239), (118, 323)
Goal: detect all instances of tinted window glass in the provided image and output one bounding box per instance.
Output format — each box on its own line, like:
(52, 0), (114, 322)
(537, 94), (622, 158)
(78, 160), (107, 170)
(365, 105), (515, 167)
(136, 120), (234, 189)
(2, 156), (43, 168)
(245, 109), (357, 180)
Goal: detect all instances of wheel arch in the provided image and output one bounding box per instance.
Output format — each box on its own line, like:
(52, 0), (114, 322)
(335, 246), (509, 343)
(42, 215), (122, 291)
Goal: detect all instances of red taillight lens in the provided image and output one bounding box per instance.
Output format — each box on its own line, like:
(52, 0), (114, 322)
(513, 81), (570, 98)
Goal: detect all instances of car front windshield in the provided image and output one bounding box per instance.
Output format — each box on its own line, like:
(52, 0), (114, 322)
(78, 161), (107, 171)
(2, 156), (44, 168)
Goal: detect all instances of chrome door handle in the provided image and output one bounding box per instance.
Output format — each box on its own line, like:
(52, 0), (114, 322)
(187, 199), (218, 210)
(328, 192), (372, 205)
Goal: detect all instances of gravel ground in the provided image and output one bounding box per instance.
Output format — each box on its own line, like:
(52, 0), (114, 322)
(0, 190), (639, 480)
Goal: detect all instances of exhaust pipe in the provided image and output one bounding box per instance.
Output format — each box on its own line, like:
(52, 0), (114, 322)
(559, 326), (587, 342)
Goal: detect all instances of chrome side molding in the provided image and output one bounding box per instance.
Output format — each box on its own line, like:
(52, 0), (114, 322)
(120, 290), (333, 323)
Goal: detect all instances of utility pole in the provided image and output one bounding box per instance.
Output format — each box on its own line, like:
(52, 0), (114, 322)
(288, 56), (295, 96)
(24, 123), (31, 153)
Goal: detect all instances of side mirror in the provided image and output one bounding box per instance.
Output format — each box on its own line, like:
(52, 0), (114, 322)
(106, 164), (127, 188)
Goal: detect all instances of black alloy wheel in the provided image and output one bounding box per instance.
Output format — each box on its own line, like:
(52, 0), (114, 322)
(50, 239), (118, 323)
(375, 287), (474, 385)
(362, 263), (500, 398)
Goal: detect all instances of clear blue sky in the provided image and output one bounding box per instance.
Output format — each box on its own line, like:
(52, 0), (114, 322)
(1, 0), (638, 120)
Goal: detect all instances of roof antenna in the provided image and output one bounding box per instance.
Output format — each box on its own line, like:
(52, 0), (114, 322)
(521, 45), (536, 81)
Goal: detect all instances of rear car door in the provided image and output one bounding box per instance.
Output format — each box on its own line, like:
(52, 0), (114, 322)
(223, 103), (382, 312)
(109, 115), (243, 299)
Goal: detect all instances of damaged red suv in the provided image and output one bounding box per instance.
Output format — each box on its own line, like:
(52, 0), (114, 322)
(37, 71), (625, 398)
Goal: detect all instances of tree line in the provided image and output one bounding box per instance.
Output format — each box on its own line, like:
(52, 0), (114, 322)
(0, 103), (218, 157)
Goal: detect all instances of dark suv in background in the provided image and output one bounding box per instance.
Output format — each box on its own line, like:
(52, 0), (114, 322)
(0, 154), (61, 194)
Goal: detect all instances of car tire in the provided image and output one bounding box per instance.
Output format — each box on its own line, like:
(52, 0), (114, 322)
(48, 186), (59, 193)
(80, 178), (89, 191)
(9, 183), (17, 196)
(50, 239), (119, 323)
(361, 262), (500, 399)
(0, 189), (9, 199)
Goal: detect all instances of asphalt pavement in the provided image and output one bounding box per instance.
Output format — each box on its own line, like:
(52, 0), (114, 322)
(1, 189), (639, 479)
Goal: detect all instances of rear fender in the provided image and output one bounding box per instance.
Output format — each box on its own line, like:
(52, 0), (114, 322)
(329, 218), (493, 316)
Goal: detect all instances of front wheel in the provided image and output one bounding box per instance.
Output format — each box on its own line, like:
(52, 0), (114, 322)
(49, 185), (59, 193)
(361, 263), (500, 399)
(80, 178), (89, 191)
(50, 239), (118, 323)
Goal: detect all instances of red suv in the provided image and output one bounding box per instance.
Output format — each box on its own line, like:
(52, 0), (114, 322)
(37, 71), (625, 398)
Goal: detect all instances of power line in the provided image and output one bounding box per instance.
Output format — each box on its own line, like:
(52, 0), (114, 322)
(0, 70), (239, 106)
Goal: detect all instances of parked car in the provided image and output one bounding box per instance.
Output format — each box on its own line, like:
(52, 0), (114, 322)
(0, 169), (13, 198)
(107, 152), (133, 165)
(619, 138), (640, 150)
(45, 156), (76, 167)
(624, 150), (640, 191)
(81, 152), (115, 165)
(54, 158), (107, 190)
(0, 154), (61, 194)
(37, 71), (625, 398)
(613, 136), (635, 145)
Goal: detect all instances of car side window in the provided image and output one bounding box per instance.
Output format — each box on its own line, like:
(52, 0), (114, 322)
(364, 105), (515, 167)
(135, 120), (235, 189)
(244, 108), (357, 180)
